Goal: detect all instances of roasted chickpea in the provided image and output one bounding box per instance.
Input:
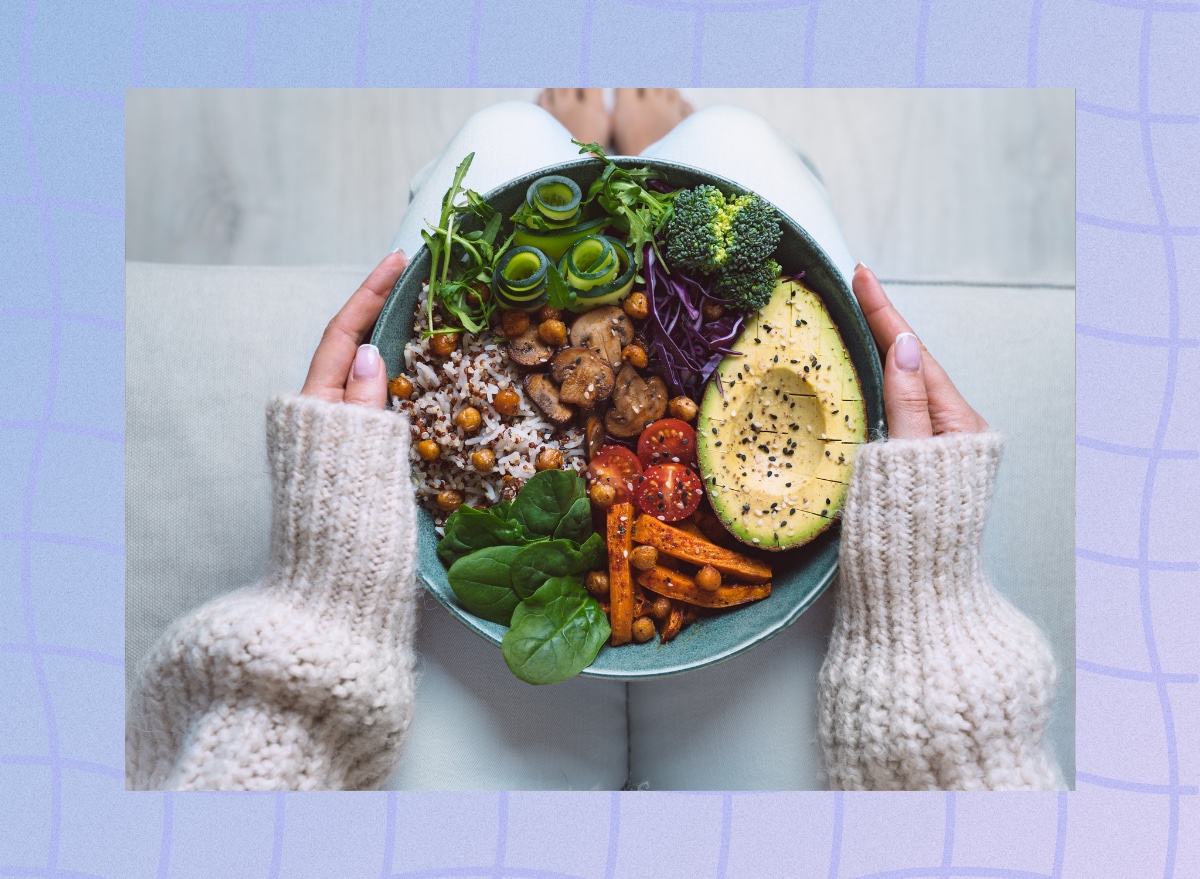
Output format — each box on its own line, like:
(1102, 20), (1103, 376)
(702, 301), (725, 321)
(493, 387), (521, 416)
(416, 439), (441, 461)
(632, 616), (657, 643)
(467, 283), (490, 306)
(436, 489), (464, 512)
(501, 309), (530, 338)
(537, 304), (562, 323)
(470, 448), (496, 472)
(622, 292), (649, 320)
(535, 447), (564, 471)
(429, 332), (458, 356)
(630, 545), (659, 571)
(651, 597), (672, 622)
(696, 565), (722, 592)
(586, 570), (610, 597)
(454, 406), (482, 433)
(538, 318), (568, 346)
(588, 480), (617, 508)
(388, 375), (414, 399)
(668, 395), (698, 422)
(621, 343), (649, 369)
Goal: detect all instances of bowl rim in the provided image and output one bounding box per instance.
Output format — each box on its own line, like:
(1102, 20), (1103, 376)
(373, 154), (885, 680)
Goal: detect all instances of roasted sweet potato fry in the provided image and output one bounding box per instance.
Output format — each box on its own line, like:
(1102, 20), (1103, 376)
(659, 600), (685, 642)
(632, 516), (772, 583)
(607, 502), (635, 645)
(638, 566), (771, 609)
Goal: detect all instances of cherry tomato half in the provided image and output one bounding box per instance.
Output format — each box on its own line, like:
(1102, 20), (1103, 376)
(634, 462), (704, 522)
(586, 444), (643, 504)
(636, 418), (697, 468)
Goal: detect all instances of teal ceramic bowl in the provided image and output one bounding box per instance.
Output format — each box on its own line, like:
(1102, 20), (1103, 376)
(371, 157), (885, 680)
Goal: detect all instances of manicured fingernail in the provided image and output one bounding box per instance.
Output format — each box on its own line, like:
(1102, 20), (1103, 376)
(352, 343), (382, 380)
(390, 246), (406, 257)
(854, 261), (870, 274)
(894, 332), (921, 372)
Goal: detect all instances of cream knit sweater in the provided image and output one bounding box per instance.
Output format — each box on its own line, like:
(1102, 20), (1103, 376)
(126, 395), (420, 790)
(128, 397), (1061, 791)
(818, 432), (1063, 790)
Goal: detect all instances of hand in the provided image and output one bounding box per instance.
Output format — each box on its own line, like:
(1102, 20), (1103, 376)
(851, 264), (987, 439)
(301, 250), (409, 408)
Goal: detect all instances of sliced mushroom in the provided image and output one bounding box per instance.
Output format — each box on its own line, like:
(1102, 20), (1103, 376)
(604, 363), (667, 438)
(523, 373), (574, 425)
(507, 326), (552, 367)
(585, 416), (606, 460)
(569, 305), (634, 369)
(550, 347), (615, 409)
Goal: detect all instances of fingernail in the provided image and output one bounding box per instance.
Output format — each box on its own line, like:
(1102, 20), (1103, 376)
(854, 261), (870, 274)
(352, 343), (382, 380)
(390, 246), (406, 257)
(894, 332), (921, 372)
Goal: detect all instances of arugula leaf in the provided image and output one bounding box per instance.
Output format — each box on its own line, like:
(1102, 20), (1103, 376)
(447, 545), (525, 625)
(437, 504), (523, 566)
(510, 534), (605, 599)
(544, 264), (577, 312)
(509, 470), (588, 539)
(501, 577), (611, 685)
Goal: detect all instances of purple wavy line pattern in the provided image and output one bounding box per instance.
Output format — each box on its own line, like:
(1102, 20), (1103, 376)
(0, 0), (1195, 876)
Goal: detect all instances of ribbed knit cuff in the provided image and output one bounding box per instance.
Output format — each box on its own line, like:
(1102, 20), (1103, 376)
(263, 395), (418, 633)
(839, 431), (1003, 608)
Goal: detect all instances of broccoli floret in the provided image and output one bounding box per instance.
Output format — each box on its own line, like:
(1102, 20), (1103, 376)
(664, 185), (783, 310)
(716, 259), (781, 312)
(665, 185), (731, 274)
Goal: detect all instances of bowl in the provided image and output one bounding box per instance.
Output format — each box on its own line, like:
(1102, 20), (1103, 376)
(371, 156), (885, 680)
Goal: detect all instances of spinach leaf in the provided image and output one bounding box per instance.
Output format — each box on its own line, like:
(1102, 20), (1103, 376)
(510, 533), (605, 598)
(490, 499), (513, 520)
(509, 470), (587, 539)
(501, 577), (611, 685)
(437, 504), (522, 566)
(447, 545), (524, 625)
(553, 496), (593, 544)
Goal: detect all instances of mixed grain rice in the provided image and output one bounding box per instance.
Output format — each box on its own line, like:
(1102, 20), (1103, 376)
(392, 292), (585, 528)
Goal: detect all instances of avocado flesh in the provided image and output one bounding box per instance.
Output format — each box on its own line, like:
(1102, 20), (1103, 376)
(697, 278), (867, 550)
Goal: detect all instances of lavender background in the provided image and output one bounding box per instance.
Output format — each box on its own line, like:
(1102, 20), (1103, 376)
(1, 0), (1196, 876)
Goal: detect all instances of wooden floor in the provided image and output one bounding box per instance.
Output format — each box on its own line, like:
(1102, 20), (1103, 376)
(125, 88), (1075, 287)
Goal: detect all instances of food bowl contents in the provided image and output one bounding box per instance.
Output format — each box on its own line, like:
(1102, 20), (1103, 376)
(385, 142), (866, 682)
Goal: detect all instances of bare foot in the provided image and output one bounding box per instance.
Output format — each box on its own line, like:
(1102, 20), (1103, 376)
(612, 88), (693, 155)
(537, 88), (611, 147)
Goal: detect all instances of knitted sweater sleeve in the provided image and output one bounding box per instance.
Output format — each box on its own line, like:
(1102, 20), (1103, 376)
(817, 432), (1064, 791)
(126, 395), (420, 791)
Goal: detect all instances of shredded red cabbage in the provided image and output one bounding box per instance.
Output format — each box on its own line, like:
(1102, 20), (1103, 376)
(643, 247), (745, 398)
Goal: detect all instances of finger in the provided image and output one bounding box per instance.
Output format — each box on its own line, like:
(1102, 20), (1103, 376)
(851, 264), (982, 430)
(343, 343), (388, 409)
(883, 332), (934, 440)
(302, 250), (408, 397)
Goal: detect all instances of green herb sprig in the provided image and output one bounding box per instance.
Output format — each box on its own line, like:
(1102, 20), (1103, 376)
(420, 153), (514, 336)
(573, 140), (679, 270)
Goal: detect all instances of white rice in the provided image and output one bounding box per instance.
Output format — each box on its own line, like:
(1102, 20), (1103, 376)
(392, 291), (586, 525)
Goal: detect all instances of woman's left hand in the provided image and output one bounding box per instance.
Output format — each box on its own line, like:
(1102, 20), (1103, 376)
(300, 250), (409, 408)
(851, 263), (988, 439)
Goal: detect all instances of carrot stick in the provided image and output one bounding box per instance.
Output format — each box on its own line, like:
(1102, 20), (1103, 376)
(637, 566), (771, 609)
(632, 515), (772, 583)
(607, 502), (635, 645)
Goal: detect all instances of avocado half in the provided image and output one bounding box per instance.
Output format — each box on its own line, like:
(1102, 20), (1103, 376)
(697, 278), (868, 551)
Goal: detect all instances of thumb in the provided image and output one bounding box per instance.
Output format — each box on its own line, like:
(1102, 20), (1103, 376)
(344, 343), (388, 409)
(883, 332), (933, 439)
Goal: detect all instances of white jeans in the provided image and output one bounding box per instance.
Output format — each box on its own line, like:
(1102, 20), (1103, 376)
(389, 101), (850, 791)
(391, 101), (856, 283)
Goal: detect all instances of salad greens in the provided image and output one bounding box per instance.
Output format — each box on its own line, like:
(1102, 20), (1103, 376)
(437, 470), (610, 684)
(420, 153), (514, 336)
(501, 577), (611, 686)
(571, 140), (678, 269)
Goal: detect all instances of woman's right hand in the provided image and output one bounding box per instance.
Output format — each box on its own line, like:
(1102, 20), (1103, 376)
(851, 264), (988, 439)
